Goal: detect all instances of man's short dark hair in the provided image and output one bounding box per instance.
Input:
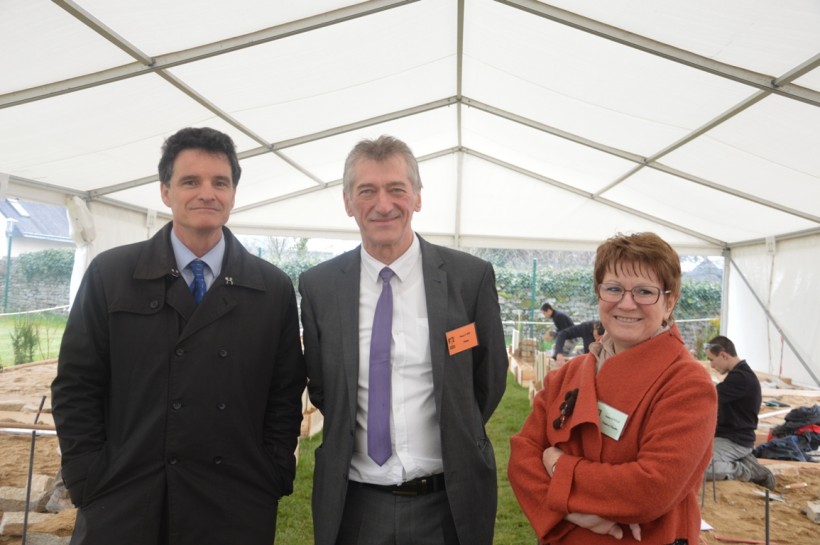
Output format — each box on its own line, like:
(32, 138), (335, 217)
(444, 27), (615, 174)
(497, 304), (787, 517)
(540, 303), (553, 313)
(707, 335), (737, 357)
(158, 127), (241, 186)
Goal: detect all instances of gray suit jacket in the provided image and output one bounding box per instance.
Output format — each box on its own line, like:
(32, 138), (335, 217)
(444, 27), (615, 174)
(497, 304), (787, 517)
(299, 235), (508, 545)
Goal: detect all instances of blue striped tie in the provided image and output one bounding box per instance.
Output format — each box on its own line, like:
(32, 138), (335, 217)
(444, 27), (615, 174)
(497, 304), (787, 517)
(189, 260), (207, 304)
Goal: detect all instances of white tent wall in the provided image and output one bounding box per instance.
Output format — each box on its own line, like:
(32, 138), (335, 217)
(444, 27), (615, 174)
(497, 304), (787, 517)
(66, 200), (168, 306)
(726, 234), (820, 388)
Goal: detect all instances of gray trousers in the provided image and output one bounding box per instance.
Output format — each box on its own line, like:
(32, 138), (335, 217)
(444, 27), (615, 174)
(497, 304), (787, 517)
(707, 437), (753, 480)
(335, 483), (459, 545)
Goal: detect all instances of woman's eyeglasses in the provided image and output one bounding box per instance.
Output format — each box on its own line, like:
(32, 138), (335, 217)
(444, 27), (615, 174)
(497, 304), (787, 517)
(597, 283), (670, 305)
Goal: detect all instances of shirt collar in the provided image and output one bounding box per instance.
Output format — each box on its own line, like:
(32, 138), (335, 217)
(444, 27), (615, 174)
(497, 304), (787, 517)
(361, 233), (420, 284)
(170, 228), (225, 277)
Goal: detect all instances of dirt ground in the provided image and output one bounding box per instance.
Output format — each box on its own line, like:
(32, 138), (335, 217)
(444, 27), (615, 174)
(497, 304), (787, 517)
(1, 361), (819, 544)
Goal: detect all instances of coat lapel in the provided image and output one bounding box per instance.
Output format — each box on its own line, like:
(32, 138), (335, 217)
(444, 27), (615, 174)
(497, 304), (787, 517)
(550, 358), (604, 461)
(134, 225), (265, 343)
(335, 249), (362, 426)
(180, 228), (266, 341)
(549, 326), (689, 462)
(133, 223), (193, 318)
(419, 237), (447, 413)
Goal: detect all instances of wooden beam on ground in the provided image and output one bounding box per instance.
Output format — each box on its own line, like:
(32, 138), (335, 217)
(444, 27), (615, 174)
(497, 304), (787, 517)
(761, 388), (820, 398)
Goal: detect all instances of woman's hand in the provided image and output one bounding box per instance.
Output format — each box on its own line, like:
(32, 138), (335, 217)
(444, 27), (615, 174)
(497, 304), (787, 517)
(544, 447), (641, 540)
(542, 446), (564, 476)
(565, 513), (641, 541)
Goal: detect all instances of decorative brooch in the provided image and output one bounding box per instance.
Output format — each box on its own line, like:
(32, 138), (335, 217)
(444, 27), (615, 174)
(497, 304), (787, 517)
(552, 388), (579, 429)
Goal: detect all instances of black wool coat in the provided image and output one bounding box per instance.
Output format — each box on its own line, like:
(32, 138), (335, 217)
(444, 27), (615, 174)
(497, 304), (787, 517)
(51, 223), (306, 545)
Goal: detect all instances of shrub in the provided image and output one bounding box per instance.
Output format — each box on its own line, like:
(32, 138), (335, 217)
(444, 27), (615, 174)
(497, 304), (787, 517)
(11, 316), (40, 364)
(18, 248), (74, 281)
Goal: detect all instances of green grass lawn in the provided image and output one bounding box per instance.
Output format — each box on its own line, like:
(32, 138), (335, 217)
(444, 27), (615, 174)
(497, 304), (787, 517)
(277, 371), (536, 544)
(0, 312), (67, 367)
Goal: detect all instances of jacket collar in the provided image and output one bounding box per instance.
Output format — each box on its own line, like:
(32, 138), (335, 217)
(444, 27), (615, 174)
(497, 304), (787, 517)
(133, 223), (265, 292)
(550, 326), (689, 459)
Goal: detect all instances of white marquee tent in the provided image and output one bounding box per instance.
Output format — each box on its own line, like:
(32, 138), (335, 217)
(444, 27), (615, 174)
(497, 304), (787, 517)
(1, 0), (819, 386)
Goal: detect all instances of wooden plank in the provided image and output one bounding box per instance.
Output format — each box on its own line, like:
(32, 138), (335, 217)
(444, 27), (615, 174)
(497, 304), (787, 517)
(761, 388), (820, 398)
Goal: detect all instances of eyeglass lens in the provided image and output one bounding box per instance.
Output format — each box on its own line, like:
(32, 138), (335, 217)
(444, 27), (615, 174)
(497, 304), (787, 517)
(598, 284), (662, 305)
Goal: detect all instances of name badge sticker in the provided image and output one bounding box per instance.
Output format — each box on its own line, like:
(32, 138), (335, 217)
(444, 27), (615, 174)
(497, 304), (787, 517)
(446, 322), (479, 356)
(597, 401), (628, 441)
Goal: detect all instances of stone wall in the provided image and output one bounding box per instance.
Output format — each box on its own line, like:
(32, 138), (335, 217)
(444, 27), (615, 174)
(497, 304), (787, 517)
(0, 257), (70, 313)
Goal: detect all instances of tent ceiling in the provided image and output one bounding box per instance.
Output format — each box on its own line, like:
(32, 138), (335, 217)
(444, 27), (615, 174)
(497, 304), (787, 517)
(2, 0), (819, 253)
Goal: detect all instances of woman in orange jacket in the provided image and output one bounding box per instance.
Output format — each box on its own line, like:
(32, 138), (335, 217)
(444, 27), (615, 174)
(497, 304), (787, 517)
(509, 232), (717, 545)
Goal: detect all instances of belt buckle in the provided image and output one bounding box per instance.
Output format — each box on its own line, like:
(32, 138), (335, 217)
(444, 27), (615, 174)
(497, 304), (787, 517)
(392, 489), (417, 497)
(392, 477), (426, 497)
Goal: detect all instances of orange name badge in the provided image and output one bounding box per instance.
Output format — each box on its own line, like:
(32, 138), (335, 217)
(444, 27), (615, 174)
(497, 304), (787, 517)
(446, 322), (479, 356)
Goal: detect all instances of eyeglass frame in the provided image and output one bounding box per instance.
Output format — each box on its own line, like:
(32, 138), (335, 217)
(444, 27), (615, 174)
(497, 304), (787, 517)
(597, 283), (671, 305)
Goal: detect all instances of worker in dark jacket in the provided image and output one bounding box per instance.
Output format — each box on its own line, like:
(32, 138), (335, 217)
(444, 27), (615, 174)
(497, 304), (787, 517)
(705, 335), (775, 490)
(552, 320), (604, 365)
(541, 302), (576, 356)
(51, 127), (306, 545)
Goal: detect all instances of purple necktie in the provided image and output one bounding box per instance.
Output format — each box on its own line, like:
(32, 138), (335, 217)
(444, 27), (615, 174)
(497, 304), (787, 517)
(368, 267), (395, 466)
(189, 260), (207, 304)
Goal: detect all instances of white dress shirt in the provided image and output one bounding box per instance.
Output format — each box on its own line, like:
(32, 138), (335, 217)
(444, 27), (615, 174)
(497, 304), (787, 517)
(349, 235), (444, 485)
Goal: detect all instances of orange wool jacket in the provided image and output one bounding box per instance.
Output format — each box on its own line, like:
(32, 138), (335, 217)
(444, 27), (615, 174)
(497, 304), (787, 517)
(508, 326), (717, 544)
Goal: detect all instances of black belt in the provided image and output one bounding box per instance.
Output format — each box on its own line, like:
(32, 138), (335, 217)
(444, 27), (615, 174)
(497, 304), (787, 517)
(353, 474), (446, 497)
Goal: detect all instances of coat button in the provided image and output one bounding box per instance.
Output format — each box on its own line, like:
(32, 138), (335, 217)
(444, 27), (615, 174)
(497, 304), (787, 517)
(168, 457), (178, 465)
(175, 348), (185, 357)
(218, 349), (228, 358)
(213, 456), (223, 465)
(217, 402), (226, 411)
(149, 300), (160, 309)
(172, 401), (182, 410)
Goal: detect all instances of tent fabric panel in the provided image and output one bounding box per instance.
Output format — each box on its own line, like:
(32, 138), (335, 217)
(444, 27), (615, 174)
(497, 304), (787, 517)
(766, 235), (820, 387)
(458, 155), (711, 248)
(461, 108), (637, 193)
(661, 96), (820, 219)
(75, 0), (361, 58)
(603, 168), (818, 243)
(728, 236), (820, 387)
(0, 75), (255, 192)
(86, 200), (164, 255)
(282, 108), (460, 184)
(464, 0), (757, 155)
(725, 256), (780, 376)
(796, 70), (820, 92)
(229, 183), (354, 235)
(406, 154), (459, 235)
(545, 0), (820, 77)
(229, 154), (321, 210)
(165, 2), (456, 144)
(0, 0), (134, 94)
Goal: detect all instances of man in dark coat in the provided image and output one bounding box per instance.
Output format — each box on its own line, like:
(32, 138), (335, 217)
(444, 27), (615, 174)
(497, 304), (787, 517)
(51, 127), (306, 545)
(299, 135), (508, 545)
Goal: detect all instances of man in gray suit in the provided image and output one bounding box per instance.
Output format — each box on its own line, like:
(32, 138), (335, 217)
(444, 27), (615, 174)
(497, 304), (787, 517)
(299, 135), (508, 545)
